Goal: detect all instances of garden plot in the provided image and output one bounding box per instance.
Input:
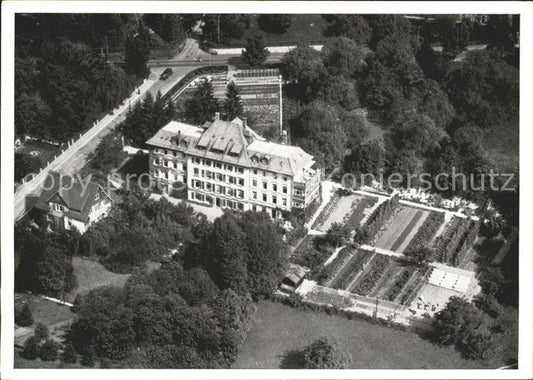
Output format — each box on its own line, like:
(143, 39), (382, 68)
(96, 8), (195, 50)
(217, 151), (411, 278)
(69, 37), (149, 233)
(350, 254), (392, 296)
(374, 207), (429, 252)
(329, 249), (375, 290)
(395, 269), (426, 305)
(312, 193), (378, 233)
(313, 194), (361, 232)
(368, 260), (401, 298)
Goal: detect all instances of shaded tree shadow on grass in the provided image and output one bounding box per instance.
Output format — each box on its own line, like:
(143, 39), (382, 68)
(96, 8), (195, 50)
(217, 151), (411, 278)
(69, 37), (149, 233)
(278, 349), (305, 369)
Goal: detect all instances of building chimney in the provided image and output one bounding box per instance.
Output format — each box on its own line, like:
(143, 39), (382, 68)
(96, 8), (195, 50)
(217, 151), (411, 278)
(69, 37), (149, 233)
(176, 130), (181, 144)
(281, 129), (288, 145)
(214, 112), (220, 120)
(242, 117), (247, 128)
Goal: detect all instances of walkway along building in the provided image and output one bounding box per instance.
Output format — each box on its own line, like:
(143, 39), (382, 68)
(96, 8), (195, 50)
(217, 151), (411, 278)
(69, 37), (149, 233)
(146, 114), (322, 218)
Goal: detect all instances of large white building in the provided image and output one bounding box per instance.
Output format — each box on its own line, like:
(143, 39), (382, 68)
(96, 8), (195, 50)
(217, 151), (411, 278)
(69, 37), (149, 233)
(146, 114), (322, 218)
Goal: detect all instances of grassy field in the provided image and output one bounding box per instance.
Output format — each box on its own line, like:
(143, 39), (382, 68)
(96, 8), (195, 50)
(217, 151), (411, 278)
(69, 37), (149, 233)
(17, 141), (63, 168)
(65, 257), (130, 302)
(14, 350), (87, 369)
(15, 294), (75, 328)
(233, 300), (497, 369)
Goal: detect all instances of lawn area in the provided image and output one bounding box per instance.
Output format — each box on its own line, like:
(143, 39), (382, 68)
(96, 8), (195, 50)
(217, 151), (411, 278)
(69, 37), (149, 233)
(15, 350), (86, 369)
(234, 300), (497, 369)
(14, 293), (76, 347)
(65, 257), (130, 302)
(16, 141), (63, 168)
(15, 293), (75, 328)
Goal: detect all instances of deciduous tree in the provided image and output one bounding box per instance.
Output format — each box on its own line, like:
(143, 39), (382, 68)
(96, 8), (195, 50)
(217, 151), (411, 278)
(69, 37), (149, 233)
(301, 338), (351, 369)
(257, 14), (291, 34)
(321, 37), (365, 77)
(323, 15), (371, 45)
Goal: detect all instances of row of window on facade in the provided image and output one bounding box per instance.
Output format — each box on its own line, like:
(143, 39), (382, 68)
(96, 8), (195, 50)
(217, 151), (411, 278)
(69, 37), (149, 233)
(251, 191), (288, 207)
(156, 148), (184, 158)
(157, 170), (183, 182)
(191, 157), (245, 174)
(191, 192), (245, 211)
(154, 159), (184, 171)
(252, 169), (289, 181)
(192, 180), (245, 199)
(193, 168), (245, 186)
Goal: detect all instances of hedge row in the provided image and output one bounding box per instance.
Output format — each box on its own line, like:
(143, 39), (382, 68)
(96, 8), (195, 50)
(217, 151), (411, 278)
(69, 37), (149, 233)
(269, 293), (409, 332)
(434, 217), (469, 263)
(311, 192), (341, 231)
(355, 195), (400, 244)
(314, 246), (354, 285)
(352, 254), (392, 296)
(404, 211), (445, 257)
(450, 220), (480, 267)
(330, 251), (368, 290)
(384, 267), (415, 302)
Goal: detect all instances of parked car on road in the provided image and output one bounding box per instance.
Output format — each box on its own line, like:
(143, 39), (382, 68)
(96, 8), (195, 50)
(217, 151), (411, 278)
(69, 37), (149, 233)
(159, 68), (173, 80)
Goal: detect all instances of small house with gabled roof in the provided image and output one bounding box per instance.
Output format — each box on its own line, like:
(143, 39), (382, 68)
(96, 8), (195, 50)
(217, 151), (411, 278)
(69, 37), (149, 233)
(34, 172), (113, 233)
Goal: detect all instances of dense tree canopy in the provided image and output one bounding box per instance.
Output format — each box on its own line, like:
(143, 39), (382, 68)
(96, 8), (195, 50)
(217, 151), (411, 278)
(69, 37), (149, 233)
(365, 15), (413, 49)
(445, 51), (518, 130)
(124, 24), (151, 78)
(300, 338), (351, 369)
(15, 153), (42, 182)
(79, 194), (197, 273)
(432, 297), (497, 360)
(191, 211), (287, 299)
(281, 43), (328, 102)
(201, 15), (246, 46)
(121, 91), (174, 148)
(289, 101), (347, 172)
(257, 14), (291, 34)
(143, 14), (188, 43)
(323, 15), (372, 45)
(15, 221), (79, 297)
(15, 35), (138, 141)
(69, 212), (269, 367)
(186, 79), (219, 124)
(321, 37), (365, 78)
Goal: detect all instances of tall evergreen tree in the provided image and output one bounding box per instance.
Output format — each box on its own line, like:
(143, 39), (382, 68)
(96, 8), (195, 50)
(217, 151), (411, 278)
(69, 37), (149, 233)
(242, 35), (269, 67)
(15, 304), (34, 327)
(22, 336), (41, 360)
(186, 79), (218, 124)
(62, 343), (78, 364)
(224, 82), (243, 120)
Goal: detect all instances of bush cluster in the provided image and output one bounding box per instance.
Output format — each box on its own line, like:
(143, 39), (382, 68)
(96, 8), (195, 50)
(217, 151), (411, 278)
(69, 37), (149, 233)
(352, 254), (392, 296)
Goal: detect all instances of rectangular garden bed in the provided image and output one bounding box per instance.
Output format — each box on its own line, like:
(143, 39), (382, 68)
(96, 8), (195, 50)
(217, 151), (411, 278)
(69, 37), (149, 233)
(374, 207), (428, 252)
(329, 249), (375, 290)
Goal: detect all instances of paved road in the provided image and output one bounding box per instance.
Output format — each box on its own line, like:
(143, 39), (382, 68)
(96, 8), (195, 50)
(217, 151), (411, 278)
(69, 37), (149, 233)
(14, 79), (156, 220)
(14, 40), (213, 221)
